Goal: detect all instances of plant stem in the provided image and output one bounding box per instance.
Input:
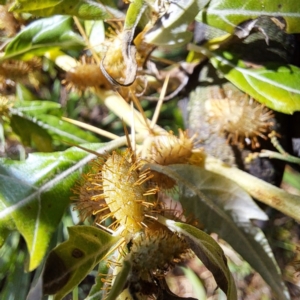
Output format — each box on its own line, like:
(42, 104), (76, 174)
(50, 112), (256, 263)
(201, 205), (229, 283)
(94, 88), (166, 137)
(204, 155), (300, 222)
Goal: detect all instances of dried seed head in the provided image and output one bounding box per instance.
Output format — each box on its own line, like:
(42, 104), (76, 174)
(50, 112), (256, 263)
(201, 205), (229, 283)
(130, 225), (189, 274)
(0, 5), (18, 37)
(0, 58), (41, 83)
(100, 22), (152, 100)
(0, 96), (13, 117)
(142, 130), (198, 189)
(63, 56), (110, 92)
(206, 96), (274, 148)
(144, 130), (194, 165)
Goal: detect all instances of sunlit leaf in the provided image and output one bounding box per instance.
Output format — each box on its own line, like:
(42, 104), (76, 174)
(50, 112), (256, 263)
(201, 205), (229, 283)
(161, 219), (237, 299)
(149, 164), (290, 300)
(210, 50), (300, 113)
(3, 16), (84, 60)
(16, 83), (37, 101)
(85, 20), (105, 53)
(190, 45), (300, 114)
(27, 114), (99, 144)
(204, 155), (300, 224)
(10, 0), (123, 20)
(145, 0), (211, 46)
(11, 106), (99, 145)
(43, 225), (121, 300)
(197, 0), (300, 34)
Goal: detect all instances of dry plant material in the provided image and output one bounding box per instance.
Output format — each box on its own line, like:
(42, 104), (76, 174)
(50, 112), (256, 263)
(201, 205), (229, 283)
(100, 21), (153, 100)
(130, 225), (190, 274)
(0, 5), (18, 37)
(142, 129), (203, 189)
(0, 58), (42, 88)
(205, 95), (274, 148)
(0, 95), (13, 117)
(62, 55), (111, 93)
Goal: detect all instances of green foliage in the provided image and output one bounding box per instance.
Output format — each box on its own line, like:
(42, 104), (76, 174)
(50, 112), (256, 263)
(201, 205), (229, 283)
(10, 0), (122, 20)
(144, 0), (211, 46)
(0, 232), (31, 299)
(0, 0), (299, 299)
(43, 225), (121, 300)
(10, 99), (100, 150)
(3, 15), (84, 60)
(0, 136), (127, 272)
(196, 0), (300, 34)
(162, 219), (237, 299)
(150, 164), (290, 300)
(0, 146), (95, 270)
(210, 50), (300, 114)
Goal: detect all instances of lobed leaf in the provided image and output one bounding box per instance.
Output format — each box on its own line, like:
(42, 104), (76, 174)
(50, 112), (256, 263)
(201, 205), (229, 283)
(197, 0), (300, 34)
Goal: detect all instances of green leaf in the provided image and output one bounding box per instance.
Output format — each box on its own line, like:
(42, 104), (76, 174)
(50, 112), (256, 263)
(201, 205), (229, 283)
(149, 164), (290, 300)
(0, 232), (31, 299)
(160, 219), (237, 299)
(0, 138), (127, 271)
(12, 100), (99, 144)
(197, 0), (300, 34)
(3, 16), (84, 60)
(10, 0), (123, 20)
(204, 155), (300, 226)
(0, 232), (20, 278)
(11, 109), (99, 146)
(85, 20), (105, 52)
(190, 45), (300, 114)
(14, 100), (62, 115)
(16, 83), (37, 101)
(210, 50), (300, 113)
(43, 225), (121, 300)
(35, 114), (100, 144)
(145, 0), (211, 46)
(11, 114), (53, 152)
